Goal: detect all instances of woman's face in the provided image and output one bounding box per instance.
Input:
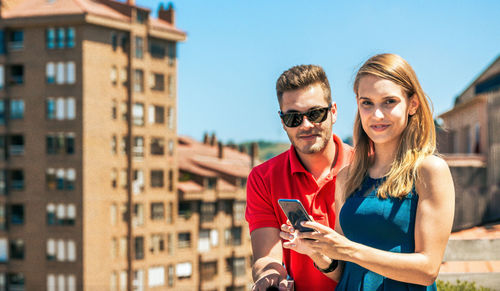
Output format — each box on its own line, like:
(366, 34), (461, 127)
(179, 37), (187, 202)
(357, 75), (418, 147)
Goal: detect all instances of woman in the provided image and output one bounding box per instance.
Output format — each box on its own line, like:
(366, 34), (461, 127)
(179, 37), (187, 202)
(280, 53), (455, 290)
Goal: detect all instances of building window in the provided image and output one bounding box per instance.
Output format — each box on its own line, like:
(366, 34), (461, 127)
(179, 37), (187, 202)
(150, 234), (165, 254)
(201, 261), (217, 281)
(7, 273), (24, 291)
(47, 239), (76, 262)
(151, 170), (164, 188)
(148, 266), (165, 287)
(148, 105), (164, 124)
(46, 168), (75, 190)
(132, 103), (144, 126)
(46, 97), (76, 120)
(112, 100), (117, 119)
(111, 135), (117, 154)
(9, 65), (24, 85)
(0, 101), (5, 125)
(48, 274), (76, 291)
(168, 265), (174, 286)
(46, 133), (75, 154)
(0, 30), (5, 54)
(121, 34), (128, 51)
(111, 32), (118, 51)
(8, 135), (24, 156)
(66, 27), (75, 48)
(166, 202), (173, 224)
(0, 65), (4, 89)
(168, 76), (174, 98)
(167, 107), (174, 130)
(207, 177), (217, 190)
(150, 138), (164, 155)
(198, 229), (218, 253)
(46, 28), (56, 49)
(168, 140), (174, 156)
(9, 100), (24, 119)
(150, 73), (164, 91)
(110, 204), (117, 226)
(134, 236), (144, 260)
(46, 62), (55, 83)
(10, 204), (24, 225)
(119, 169), (127, 189)
(134, 69), (144, 92)
(168, 170), (174, 192)
(135, 36), (143, 59)
(133, 270), (144, 290)
(0, 238), (7, 262)
(226, 257), (246, 277)
(200, 202), (216, 223)
(0, 205), (6, 230)
(9, 239), (24, 260)
(111, 169), (117, 189)
(8, 30), (24, 51)
(133, 203), (144, 227)
(150, 203), (164, 220)
(66, 62), (75, 84)
(176, 262), (192, 279)
(10, 170), (24, 190)
(150, 41), (165, 59)
(120, 67), (127, 84)
(111, 66), (117, 85)
(178, 232), (191, 249)
(233, 201), (246, 222)
(132, 169), (144, 194)
(56, 28), (65, 48)
(133, 137), (144, 158)
(46, 203), (76, 225)
(225, 227), (242, 246)
(168, 42), (176, 66)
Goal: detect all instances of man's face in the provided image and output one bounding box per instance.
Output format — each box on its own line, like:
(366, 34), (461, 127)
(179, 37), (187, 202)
(280, 83), (337, 155)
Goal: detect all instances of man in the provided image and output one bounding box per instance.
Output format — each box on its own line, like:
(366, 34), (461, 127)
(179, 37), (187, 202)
(245, 65), (353, 290)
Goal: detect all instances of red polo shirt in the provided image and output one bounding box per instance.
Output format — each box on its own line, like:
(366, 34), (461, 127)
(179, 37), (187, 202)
(245, 134), (352, 291)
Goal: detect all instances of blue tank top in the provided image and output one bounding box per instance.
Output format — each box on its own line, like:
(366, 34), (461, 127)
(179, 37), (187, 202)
(335, 176), (437, 291)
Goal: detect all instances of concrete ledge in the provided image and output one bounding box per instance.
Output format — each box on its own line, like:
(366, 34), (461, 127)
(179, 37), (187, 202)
(444, 239), (500, 261)
(438, 273), (500, 290)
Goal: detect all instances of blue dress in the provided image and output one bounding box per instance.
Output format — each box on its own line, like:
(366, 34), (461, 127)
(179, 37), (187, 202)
(335, 176), (437, 291)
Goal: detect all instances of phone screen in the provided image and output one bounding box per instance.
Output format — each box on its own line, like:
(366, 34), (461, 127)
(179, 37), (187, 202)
(278, 199), (314, 232)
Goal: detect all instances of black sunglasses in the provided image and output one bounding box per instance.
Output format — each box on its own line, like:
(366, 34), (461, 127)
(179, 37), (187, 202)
(279, 104), (332, 128)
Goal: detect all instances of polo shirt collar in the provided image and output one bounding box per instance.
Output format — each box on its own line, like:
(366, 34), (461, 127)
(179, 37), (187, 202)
(289, 134), (346, 176)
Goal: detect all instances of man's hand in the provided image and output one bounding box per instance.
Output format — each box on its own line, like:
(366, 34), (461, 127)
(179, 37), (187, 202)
(252, 268), (289, 291)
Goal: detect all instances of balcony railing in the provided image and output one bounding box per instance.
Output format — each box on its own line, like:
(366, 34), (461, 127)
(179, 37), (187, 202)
(8, 41), (24, 51)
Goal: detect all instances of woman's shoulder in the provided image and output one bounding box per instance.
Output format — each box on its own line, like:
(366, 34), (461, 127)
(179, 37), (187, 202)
(415, 154), (453, 198)
(417, 155), (450, 176)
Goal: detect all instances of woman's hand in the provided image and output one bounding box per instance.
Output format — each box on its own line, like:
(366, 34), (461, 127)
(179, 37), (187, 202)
(294, 221), (353, 261)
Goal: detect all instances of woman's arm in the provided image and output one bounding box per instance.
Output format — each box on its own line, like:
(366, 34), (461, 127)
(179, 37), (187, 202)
(279, 167), (350, 281)
(299, 155), (455, 286)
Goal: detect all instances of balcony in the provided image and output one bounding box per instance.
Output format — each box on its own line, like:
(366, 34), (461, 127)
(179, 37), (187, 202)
(8, 41), (23, 51)
(9, 145), (24, 156)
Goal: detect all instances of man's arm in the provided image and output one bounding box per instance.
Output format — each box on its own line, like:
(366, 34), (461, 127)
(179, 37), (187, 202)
(251, 227), (288, 291)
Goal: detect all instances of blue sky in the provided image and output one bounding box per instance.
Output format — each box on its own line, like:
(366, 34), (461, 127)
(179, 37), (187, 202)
(138, 0), (500, 143)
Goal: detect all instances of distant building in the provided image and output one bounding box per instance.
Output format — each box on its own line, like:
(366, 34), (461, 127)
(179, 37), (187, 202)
(177, 134), (258, 291)
(438, 55), (500, 230)
(0, 0), (186, 290)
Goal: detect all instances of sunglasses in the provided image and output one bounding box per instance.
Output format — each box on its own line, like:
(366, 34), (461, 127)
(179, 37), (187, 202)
(279, 104), (332, 128)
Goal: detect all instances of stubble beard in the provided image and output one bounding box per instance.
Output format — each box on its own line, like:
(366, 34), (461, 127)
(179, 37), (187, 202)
(288, 127), (332, 155)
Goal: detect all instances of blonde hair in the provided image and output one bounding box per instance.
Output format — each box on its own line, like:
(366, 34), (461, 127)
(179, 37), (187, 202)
(345, 54), (436, 199)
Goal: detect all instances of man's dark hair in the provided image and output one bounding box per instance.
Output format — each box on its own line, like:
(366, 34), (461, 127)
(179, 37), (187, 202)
(276, 65), (331, 106)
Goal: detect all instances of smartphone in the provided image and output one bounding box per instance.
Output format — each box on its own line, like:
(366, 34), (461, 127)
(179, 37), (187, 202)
(278, 199), (314, 233)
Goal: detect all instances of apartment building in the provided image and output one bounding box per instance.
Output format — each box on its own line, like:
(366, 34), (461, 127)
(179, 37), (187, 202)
(177, 135), (257, 291)
(437, 55), (500, 230)
(0, 0), (186, 290)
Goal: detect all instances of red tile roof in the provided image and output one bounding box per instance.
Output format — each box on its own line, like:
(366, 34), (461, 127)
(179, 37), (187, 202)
(1, 0), (186, 36)
(178, 180), (203, 193)
(178, 135), (257, 180)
